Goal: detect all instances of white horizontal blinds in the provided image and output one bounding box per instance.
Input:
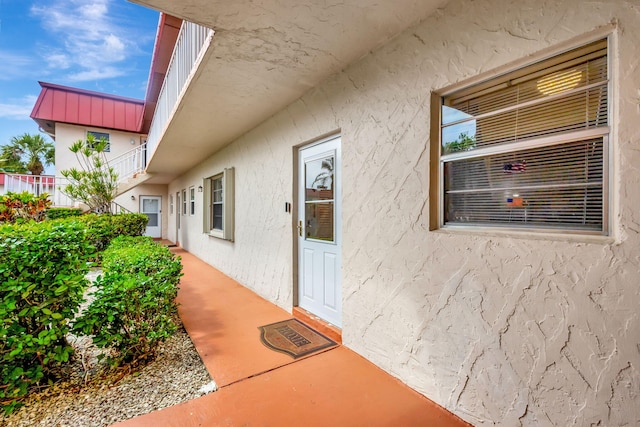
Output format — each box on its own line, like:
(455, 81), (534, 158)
(441, 39), (608, 232)
(444, 138), (604, 229)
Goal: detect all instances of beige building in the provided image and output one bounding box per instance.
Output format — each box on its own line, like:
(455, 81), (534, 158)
(30, 82), (168, 238)
(36, 0), (640, 424)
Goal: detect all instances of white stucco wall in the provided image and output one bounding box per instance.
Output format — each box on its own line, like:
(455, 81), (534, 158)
(118, 184), (169, 237)
(54, 123), (144, 174)
(166, 0), (640, 425)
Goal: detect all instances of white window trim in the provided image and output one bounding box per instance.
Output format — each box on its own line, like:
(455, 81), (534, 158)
(203, 167), (234, 241)
(182, 189), (187, 216)
(430, 36), (612, 237)
(189, 186), (195, 216)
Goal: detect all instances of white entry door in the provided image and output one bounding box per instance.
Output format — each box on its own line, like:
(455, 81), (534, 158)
(298, 136), (342, 327)
(141, 196), (162, 238)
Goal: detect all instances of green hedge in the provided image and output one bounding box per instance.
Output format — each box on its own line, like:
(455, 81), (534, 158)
(73, 236), (182, 367)
(73, 213), (148, 253)
(45, 207), (82, 220)
(0, 220), (95, 412)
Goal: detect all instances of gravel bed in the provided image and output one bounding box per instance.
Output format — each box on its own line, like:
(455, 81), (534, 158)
(1, 270), (215, 427)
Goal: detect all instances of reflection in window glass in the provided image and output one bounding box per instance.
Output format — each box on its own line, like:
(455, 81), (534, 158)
(305, 154), (335, 242)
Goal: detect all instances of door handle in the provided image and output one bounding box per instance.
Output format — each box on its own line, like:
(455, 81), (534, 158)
(297, 220), (303, 237)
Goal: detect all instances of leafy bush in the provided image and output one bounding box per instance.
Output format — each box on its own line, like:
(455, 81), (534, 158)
(45, 207), (82, 220)
(73, 236), (182, 367)
(74, 213), (148, 253)
(0, 192), (51, 223)
(0, 220), (94, 413)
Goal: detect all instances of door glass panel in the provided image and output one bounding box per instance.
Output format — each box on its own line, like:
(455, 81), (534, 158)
(305, 202), (334, 241)
(305, 156), (334, 201)
(304, 154), (335, 242)
(145, 213), (158, 227)
(143, 198), (159, 213)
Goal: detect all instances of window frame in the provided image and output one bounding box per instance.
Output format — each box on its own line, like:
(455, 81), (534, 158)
(87, 131), (110, 152)
(169, 194), (174, 215)
(203, 168), (234, 241)
(189, 186), (195, 216)
(430, 36), (611, 236)
(182, 189), (187, 216)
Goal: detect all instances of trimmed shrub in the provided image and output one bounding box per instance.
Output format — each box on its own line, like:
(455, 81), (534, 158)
(45, 207), (82, 220)
(74, 213), (148, 253)
(0, 220), (95, 413)
(73, 236), (182, 367)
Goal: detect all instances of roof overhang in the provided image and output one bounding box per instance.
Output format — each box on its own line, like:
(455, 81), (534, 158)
(130, 0), (449, 183)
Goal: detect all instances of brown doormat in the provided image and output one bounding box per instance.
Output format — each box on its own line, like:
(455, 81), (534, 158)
(258, 319), (337, 359)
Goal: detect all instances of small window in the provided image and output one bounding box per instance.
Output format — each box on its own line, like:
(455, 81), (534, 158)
(87, 131), (110, 152)
(169, 194), (174, 215)
(189, 186), (195, 216)
(182, 189), (187, 215)
(203, 168), (234, 241)
(432, 39), (609, 235)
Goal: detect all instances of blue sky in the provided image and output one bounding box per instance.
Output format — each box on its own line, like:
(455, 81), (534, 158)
(0, 0), (159, 159)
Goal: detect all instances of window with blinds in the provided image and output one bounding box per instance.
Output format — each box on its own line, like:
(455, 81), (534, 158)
(437, 39), (609, 234)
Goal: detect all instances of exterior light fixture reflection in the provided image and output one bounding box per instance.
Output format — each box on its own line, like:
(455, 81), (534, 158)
(537, 69), (583, 95)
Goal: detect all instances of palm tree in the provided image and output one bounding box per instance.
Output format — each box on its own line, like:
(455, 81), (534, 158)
(0, 133), (55, 175)
(312, 157), (334, 189)
(0, 145), (28, 173)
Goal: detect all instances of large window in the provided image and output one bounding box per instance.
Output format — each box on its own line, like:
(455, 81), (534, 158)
(433, 38), (609, 234)
(87, 131), (110, 152)
(203, 168), (234, 241)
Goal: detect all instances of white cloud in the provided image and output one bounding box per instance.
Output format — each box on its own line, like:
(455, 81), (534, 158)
(0, 51), (36, 80)
(30, 0), (142, 83)
(0, 95), (38, 120)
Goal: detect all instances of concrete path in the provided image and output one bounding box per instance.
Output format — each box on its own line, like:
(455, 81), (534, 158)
(113, 248), (470, 427)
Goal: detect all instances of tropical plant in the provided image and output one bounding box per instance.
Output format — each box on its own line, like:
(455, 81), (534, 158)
(60, 134), (118, 214)
(0, 192), (51, 223)
(443, 132), (476, 154)
(312, 157), (334, 189)
(0, 133), (54, 175)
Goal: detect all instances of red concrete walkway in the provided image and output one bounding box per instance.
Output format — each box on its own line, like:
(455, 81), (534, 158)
(114, 248), (470, 427)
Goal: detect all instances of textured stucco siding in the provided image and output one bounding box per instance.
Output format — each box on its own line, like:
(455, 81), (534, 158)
(168, 0), (640, 424)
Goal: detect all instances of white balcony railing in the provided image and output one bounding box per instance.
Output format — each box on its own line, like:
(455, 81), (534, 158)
(3, 173), (56, 196)
(111, 143), (147, 183)
(0, 173), (74, 207)
(1, 144), (147, 208)
(146, 21), (213, 159)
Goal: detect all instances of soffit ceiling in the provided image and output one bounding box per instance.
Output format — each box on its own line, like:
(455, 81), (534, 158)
(130, 0), (448, 182)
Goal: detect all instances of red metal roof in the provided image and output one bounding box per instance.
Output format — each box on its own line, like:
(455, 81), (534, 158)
(30, 82), (144, 136)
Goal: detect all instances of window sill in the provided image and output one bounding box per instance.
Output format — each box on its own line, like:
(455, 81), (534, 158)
(433, 225), (617, 245)
(208, 229), (224, 240)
